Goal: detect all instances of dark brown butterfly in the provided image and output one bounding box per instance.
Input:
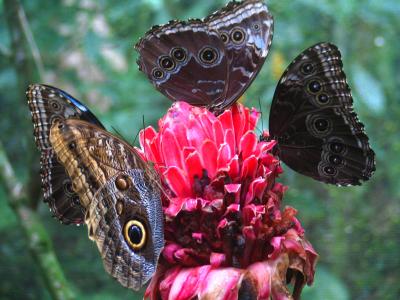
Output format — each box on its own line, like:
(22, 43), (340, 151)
(266, 42), (376, 186)
(27, 84), (164, 290)
(135, 0), (273, 113)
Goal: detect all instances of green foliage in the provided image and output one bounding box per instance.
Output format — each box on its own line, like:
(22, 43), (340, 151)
(303, 267), (349, 300)
(0, 0), (399, 299)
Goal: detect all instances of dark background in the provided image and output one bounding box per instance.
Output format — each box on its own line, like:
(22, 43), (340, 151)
(0, 0), (399, 299)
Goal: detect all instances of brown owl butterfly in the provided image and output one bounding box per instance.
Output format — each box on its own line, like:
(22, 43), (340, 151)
(27, 84), (164, 290)
(265, 43), (376, 186)
(135, 0), (274, 113)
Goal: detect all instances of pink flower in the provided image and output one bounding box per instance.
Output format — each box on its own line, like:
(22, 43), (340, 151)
(138, 102), (318, 300)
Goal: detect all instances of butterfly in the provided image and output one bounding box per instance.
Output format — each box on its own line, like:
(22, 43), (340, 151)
(27, 84), (164, 290)
(265, 42), (376, 186)
(135, 0), (273, 113)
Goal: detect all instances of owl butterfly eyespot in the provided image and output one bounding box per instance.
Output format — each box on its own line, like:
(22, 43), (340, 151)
(135, 0), (274, 113)
(171, 47), (187, 62)
(159, 56), (176, 71)
(199, 46), (220, 65)
(267, 42), (376, 186)
(231, 28), (246, 44)
(28, 85), (164, 290)
(124, 219), (146, 250)
(152, 69), (165, 80)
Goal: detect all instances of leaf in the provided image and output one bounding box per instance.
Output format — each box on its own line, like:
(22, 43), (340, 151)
(302, 267), (350, 300)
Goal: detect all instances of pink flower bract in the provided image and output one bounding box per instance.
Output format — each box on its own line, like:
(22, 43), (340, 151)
(139, 102), (318, 300)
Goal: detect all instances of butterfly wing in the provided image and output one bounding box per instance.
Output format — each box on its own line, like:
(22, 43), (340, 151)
(27, 84), (105, 224)
(49, 119), (164, 290)
(135, 20), (228, 107)
(269, 42), (375, 185)
(205, 0), (274, 111)
(135, 0), (273, 112)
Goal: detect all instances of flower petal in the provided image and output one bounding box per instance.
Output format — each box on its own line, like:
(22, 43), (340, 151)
(246, 254), (293, 300)
(239, 131), (257, 159)
(227, 155), (240, 179)
(139, 126), (160, 163)
(163, 243), (182, 264)
(217, 143), (232, 170)
(185, 151), (203, 185)
(161, 128), (184, 170)
(245, 177), (267, 205)
(224, 183), (241, 204)
(210, 252), (226, 267)
(198, 268), (243, 300)
(218, 108), (234, 132)
(231, 104), (246, 145)
(159, 266), (182, 300)
(168, 266), (212, 300)
(241, 155), (258, 179)
(212, 119), (224, 146)
(224, 128), (236, 158)
(200, 139), (218, 178)
(164, 166), (192, 197)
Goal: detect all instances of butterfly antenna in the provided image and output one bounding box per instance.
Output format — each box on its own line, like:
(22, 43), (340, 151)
(111, 126), (132, 145)
(258, 97), (264, 132)
(131, 114), (145, 147)
(142, 115), (146, 156)
(131, 130), (140, 147)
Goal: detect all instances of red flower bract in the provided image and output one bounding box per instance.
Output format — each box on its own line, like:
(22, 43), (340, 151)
(139, 102), (318, 300)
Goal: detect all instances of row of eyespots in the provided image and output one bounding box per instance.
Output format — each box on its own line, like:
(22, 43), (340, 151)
(300, 62), (330, 106)
(152, 47), (187, 79)
(152, 46), (220, 80)
(302, 59), (347, 177)
(220, 27), (246, 45)
(151, 24), (260, 80)
(152, 47), (186, 80)
(220, 22), (262, 44)
(61, 180), (81, 207)
(320, 141), (346, 177)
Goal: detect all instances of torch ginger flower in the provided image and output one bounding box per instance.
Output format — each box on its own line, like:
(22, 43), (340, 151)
(139, 102), (318, 300)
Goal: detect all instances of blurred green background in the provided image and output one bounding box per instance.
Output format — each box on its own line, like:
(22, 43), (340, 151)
(0, 0), (399, 299)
